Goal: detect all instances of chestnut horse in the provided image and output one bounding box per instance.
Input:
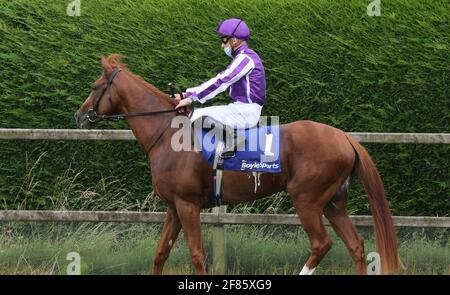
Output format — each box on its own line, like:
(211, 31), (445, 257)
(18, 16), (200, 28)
(75, 55), (402, 275)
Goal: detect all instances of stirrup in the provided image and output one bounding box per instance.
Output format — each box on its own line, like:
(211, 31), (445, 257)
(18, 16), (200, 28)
(220, 150), (236, 159)
(220, 133), (246, 159)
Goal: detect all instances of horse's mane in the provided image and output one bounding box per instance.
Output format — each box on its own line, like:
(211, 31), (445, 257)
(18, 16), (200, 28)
(105, 54), (176, 107)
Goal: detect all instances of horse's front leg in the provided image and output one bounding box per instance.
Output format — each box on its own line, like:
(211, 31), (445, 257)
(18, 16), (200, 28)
(175, 197), (206, 274)
(152, 206), (182, 274)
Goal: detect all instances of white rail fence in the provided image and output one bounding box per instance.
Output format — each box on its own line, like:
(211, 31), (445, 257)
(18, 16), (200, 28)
(0, 209), (449, 227)
(0, 128), (449, 143)
(0, 129), (449, 273)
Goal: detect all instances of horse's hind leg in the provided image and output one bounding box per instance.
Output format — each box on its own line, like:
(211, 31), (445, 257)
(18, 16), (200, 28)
(292, 194), (333, 275)
(324, 178), (367, 274)
(152, 206), (182, 274)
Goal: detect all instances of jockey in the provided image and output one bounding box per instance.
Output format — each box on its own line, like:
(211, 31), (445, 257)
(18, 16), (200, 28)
(175, 18), (266, 158)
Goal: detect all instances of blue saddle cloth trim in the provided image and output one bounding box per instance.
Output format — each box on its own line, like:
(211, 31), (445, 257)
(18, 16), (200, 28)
(196, 125), (281, 173)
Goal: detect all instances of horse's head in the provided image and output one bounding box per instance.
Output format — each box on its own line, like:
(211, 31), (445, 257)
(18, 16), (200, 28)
(74, 55), (124, 129)
(75, 54), (182, 131)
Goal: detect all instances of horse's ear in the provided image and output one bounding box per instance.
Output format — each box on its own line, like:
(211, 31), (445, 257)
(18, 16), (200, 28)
(101, 56), (113, 75)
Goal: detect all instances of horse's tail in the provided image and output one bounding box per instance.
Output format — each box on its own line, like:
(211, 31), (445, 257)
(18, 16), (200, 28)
(345, 133), (403, 274)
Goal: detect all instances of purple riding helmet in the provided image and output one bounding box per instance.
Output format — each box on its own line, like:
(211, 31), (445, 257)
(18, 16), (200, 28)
(216, 18), (250, 40)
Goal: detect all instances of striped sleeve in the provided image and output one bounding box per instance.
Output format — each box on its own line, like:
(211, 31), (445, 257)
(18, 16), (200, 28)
(184, 54), (255, 103)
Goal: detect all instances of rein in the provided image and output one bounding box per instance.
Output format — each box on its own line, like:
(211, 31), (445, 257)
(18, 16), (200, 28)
(99, 109), (178, 121)
(86, 67), (184, 155)
(86, 67), (178, 123)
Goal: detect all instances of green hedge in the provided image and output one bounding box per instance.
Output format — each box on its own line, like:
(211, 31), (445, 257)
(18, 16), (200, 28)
(0, 0), (448, 215)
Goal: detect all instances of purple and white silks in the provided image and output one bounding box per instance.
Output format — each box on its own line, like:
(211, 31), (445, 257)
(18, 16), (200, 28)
(184, 44), (266, 129)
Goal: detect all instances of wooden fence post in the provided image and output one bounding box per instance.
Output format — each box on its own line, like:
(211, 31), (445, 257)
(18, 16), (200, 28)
(211, 205), (227, 274)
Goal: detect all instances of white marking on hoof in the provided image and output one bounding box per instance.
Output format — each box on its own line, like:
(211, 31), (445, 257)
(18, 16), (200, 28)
(344, 177), (350, 193)
(168, 239), (173, 247)
(299, 265), (316, 275)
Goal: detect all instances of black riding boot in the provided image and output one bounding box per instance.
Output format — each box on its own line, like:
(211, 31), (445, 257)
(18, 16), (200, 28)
(201, 117), (246, 159)
(220, 129), (246, 159)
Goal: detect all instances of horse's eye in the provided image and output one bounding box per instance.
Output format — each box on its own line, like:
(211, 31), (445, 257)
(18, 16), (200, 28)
(91, 84), (97, 91)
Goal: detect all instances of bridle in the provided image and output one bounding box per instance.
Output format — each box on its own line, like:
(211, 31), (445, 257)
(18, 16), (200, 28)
(86, 67), (121, 122)
(86, 67), (178, 123)
(85, 67), (181, 154)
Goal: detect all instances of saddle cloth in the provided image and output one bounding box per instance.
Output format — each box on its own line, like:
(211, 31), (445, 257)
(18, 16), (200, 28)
(196, 124), (281, 173)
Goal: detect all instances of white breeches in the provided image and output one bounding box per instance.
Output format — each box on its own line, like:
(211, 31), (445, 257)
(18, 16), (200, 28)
(190, 101), (262, 129)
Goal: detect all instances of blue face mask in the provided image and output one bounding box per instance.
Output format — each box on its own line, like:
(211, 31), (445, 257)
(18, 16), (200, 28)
(224, 47), (233, 58)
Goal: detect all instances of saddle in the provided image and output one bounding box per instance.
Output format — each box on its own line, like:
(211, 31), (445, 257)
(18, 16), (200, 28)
(194, 120), (281, 206)
(168, 84), (281, 206)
